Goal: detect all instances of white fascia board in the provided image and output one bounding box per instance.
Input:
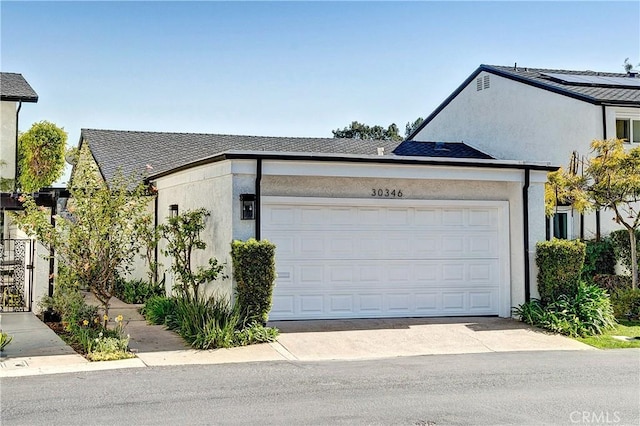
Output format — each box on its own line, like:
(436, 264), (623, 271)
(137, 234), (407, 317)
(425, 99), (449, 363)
(262, 159), (535, 183)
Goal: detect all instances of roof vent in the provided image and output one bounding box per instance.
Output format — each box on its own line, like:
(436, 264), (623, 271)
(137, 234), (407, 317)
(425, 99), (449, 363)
(377, 147), (385, 156)
(435, 142), (448, 151)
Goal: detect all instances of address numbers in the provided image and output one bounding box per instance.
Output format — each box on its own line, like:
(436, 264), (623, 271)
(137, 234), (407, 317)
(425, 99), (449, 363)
(371, 188), (403, 198)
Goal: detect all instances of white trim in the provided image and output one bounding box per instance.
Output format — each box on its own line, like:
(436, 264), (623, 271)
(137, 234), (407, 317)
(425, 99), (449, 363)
(261, 160), (546, 183)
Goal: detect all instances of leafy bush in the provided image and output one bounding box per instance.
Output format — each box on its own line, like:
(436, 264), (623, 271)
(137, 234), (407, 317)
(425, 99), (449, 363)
(141, 295), (177, 325)
(513, 282), (616, 337)
(536, 239), (586, 302)
(114, 276), (165, 304)
(231, 239), (276, 324)
(609, 288), (640, 320)
(593, 274), (632, 292)
(581, 238), (616, 282)
(0, 332), (13, 351)
(143, 294), (278, 349)
(610, 229), (640, 273)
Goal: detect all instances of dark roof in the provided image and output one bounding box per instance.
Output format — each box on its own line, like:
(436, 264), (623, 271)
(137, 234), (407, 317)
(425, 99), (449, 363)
(0, 73), (38, 102)
(393, 141), (493, 159)
(81, 129), (402, 183)
(408, 64), (640, 140)
(486, 65), (640, 104)
(80, 129), (558, 183)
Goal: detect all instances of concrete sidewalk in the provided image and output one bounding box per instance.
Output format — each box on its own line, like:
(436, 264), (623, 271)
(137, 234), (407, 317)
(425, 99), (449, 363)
(0, 310), (593, 378)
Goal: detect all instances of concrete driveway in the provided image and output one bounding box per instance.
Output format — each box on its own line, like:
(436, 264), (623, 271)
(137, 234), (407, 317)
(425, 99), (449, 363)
(1, 312), (593, 376)
(269, 317), (593, 361)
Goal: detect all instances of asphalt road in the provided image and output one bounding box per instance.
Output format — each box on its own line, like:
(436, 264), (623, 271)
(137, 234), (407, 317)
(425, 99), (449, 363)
(2, 350), (639, 425)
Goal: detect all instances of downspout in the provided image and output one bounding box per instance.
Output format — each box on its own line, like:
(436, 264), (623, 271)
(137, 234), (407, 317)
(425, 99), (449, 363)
(255, 158), (262, 240)
(14, 101), (22, 192)
(523, 168), (531, 303)
(153, 187), (159, 284)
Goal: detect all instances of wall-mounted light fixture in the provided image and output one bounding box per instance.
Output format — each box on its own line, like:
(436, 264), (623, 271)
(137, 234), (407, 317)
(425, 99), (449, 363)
(169, 204), (179, 219)
(240, 194), (256, 220)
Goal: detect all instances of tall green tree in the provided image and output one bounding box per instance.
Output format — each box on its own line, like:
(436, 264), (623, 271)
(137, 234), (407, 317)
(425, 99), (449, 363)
(405, 117), (424, 138)
(14, 144), (153, 319)
(332, 121), (402, 141)
(18, 121), (67, 192)
(546, 139), (640, 288)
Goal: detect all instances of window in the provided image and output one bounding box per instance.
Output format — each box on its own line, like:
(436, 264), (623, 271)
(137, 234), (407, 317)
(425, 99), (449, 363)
(616, 119), (640, 143)
(548, 207), (573, 240)
(553, 212), (568, 239)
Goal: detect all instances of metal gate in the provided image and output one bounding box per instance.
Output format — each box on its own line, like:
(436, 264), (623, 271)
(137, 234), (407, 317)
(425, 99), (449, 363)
(0, 239), (34, 312)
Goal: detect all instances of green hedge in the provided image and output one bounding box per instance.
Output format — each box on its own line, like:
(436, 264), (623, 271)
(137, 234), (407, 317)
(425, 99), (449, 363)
(581, 238), (616, 282)
(231, 239), (276, 324)
(536, 239), (586, 303)
(609, 229), (640, 273)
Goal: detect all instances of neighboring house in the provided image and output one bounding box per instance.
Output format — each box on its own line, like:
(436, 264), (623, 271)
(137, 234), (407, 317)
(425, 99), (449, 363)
(1, 72), (39, 221)
(0, 72), (50, 312)
(78, 129), (555, 320)
(408, 64), (640, 241)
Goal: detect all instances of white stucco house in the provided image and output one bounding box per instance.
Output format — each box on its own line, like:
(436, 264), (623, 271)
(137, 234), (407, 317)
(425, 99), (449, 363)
(78, 129), (556, 320)
(408, 64), (640, 241)
(0, 72), (52, 312)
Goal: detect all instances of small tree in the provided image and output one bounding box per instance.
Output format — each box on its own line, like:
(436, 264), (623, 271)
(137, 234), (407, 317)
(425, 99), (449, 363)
(136, 212), (162, 286)
(158, 208), (225, 302)
(547, 139), (640, 288)
(18, 121), (67, 192)
(14, 145), (152, 321)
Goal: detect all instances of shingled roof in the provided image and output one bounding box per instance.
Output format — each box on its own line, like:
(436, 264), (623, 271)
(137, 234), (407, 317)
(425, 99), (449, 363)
(393, 141), (493, 159)
(81, 129), (403, 183)
(485, 65), (640, 104)
(0, 73), (38, 102)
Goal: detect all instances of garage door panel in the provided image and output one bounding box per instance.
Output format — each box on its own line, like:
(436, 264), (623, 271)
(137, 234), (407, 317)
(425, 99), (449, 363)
(276, 260), (500, 289)
(359, 294), (384, 312)
(263, 199), (507, 320)
(270, 232), (498, 261)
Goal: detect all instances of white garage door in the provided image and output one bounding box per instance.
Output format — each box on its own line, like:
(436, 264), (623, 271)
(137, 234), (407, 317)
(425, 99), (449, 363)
(262, 197), (509, 320)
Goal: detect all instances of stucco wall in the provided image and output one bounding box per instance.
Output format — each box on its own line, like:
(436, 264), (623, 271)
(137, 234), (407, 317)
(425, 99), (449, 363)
(154, 161), (235, 300)
(414, 71), (602, 167)
(32, 241), (51, 313)
(151, 158), (547, 314)
(414, 72), (640, 241)
(0, 100), (17, 185)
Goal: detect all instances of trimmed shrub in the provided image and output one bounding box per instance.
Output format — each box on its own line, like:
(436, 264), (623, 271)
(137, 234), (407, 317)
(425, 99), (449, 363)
(581, 238), (616, 282)
(513, 282), (616, 337)
(231, 239), (276, 324)
(610, 288), (640, 320)
(536, 239), (586, 302)
(610, 229), (640, 273)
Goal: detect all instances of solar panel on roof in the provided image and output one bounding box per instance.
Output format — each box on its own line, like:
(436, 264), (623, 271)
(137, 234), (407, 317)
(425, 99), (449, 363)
(541, 72), (640, 88)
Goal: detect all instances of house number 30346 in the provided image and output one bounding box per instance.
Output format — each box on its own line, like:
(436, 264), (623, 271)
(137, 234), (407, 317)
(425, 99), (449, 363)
(371, 188), (403, 198)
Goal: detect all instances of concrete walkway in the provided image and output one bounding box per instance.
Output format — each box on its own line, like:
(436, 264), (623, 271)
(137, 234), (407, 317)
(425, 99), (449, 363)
(1, 307), (594, 377)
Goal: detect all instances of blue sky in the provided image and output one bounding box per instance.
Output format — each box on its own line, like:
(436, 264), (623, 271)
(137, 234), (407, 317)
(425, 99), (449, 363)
(2, 1), (639, 183)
